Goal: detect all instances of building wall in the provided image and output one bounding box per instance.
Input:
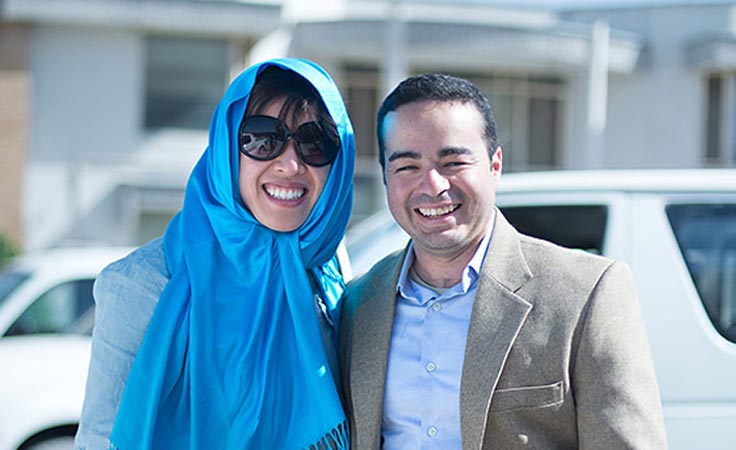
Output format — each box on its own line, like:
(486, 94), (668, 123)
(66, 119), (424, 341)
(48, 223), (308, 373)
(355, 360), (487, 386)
(0, 23), (30, 248)
(24, 25), (144, 249)
(567, 4), (735, 168)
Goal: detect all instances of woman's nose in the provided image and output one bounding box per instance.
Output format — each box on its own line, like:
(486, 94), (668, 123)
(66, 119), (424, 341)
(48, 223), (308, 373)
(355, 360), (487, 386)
(273, 139), (304, 174)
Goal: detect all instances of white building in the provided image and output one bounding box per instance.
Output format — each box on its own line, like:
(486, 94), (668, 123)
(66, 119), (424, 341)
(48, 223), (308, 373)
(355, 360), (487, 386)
(1, 0), (735, 250)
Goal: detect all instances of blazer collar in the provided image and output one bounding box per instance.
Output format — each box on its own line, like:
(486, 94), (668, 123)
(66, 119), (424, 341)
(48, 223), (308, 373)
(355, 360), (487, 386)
(460, 210), (534, 450)
(349, 248), (406, 449)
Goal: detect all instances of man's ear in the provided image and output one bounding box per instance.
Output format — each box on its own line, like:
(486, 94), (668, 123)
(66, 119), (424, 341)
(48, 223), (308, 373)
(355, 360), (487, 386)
(492, 147), (502, 176)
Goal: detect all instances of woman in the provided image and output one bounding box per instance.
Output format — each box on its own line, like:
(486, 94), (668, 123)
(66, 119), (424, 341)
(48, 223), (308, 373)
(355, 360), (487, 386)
(74, 58), (355, 449)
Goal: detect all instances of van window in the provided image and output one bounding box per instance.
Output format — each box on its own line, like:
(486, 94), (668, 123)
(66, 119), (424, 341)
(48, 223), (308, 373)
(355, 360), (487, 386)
(666, 204), (736, 343)
(4, 278), (95, 336)
(500, 205), (608, 254)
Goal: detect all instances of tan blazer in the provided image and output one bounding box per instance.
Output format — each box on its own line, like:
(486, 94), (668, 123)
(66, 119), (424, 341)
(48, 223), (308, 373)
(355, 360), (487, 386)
(339, 211), (667, 449)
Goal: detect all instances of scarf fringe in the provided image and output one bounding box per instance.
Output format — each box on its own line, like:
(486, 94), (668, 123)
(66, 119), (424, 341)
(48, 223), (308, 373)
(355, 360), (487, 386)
(303, 420), (350, 450)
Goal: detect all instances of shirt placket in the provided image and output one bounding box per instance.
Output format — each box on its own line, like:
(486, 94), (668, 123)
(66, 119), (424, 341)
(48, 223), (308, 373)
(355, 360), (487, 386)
(419, 293), (445, 449)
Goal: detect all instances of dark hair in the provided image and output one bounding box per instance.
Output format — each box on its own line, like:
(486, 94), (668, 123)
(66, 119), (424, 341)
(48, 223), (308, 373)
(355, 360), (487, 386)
(376, 73), (498, 171)
(246, 65), (338, 143)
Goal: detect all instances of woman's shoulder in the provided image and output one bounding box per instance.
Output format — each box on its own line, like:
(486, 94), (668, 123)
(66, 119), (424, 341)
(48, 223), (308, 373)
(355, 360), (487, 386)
(94, 238), (170, 312)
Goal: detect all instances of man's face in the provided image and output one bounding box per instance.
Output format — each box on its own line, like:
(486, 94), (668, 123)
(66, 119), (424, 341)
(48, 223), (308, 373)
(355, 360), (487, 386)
(382, 100), (502, 260)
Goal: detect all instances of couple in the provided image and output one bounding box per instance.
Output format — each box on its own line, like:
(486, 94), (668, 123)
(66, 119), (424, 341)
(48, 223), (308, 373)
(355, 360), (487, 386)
(74, 59), (667, 449)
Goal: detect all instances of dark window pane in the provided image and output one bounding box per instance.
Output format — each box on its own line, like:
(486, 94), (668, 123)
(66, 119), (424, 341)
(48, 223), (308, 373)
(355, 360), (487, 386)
(145, 36), (228, 130)
(528, 98), (558, 169)
(705, 74), (722, 161)
(500, 205), (607, 255)
(667, 204), (736, 343)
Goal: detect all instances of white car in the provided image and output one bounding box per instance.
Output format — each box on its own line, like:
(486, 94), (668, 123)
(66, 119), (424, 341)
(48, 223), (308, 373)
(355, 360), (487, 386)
(0, 247), (132, 450)
(346, 169), (736, 450)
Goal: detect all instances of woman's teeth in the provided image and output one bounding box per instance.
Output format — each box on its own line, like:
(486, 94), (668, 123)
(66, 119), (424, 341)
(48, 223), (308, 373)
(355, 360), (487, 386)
(265, 186), (305, 201)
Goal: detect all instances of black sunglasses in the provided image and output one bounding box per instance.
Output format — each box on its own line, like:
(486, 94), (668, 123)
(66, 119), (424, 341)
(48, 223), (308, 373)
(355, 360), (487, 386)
(238, 115), (339, 167)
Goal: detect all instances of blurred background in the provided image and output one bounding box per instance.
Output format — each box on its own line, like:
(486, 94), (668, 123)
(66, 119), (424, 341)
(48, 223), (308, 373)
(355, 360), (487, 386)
(2, 2), (736, 449)
(1, 0), (735, 256)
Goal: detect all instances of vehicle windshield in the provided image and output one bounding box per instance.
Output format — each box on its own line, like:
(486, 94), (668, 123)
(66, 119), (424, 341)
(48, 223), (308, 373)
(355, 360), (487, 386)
(0, 268), (30, 307)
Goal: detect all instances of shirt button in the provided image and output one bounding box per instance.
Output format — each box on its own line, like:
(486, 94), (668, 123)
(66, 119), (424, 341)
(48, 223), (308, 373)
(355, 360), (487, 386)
(427, 426), (438, 437)
(426, 362), (436, 372)
(431, 302), (442, 312)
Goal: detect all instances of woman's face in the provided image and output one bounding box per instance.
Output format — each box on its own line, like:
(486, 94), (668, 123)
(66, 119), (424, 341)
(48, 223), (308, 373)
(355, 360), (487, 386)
(239, 97), (332, 232)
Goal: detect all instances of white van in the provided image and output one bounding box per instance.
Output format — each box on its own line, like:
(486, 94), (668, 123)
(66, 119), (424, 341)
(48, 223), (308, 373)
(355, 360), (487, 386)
(347, 169), (736, 450)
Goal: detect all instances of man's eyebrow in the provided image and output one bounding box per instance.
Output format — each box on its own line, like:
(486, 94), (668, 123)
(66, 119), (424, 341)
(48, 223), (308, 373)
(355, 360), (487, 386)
(387, 151), (421, 163)
(439, 147), (472, 157)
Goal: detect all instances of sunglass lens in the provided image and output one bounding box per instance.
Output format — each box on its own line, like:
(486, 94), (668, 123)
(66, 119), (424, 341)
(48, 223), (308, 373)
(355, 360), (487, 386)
(240, 117), (283, 160)
(296, 122), (338, 166)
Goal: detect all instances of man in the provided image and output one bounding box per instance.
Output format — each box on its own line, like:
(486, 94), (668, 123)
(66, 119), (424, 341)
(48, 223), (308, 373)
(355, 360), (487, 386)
(339, 73), (667, 449)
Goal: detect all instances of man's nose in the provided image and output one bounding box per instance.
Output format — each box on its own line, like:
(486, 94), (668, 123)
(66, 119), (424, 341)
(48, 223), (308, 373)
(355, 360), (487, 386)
(419, 168), (450, 196)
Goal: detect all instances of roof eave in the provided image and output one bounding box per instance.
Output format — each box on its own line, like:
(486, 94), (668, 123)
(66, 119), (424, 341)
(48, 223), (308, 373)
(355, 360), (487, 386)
(1, 0), (282, 38)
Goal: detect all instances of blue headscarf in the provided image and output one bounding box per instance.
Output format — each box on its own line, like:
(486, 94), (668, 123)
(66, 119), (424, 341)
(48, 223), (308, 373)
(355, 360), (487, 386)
(111, 59), (354, 449)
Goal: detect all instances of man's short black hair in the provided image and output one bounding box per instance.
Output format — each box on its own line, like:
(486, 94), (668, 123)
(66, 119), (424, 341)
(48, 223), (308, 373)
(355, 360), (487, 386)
(376, 73), (498, 171)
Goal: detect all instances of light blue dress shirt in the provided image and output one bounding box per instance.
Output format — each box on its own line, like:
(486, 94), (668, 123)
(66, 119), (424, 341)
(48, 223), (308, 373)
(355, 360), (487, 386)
(382, 219), (495, 450)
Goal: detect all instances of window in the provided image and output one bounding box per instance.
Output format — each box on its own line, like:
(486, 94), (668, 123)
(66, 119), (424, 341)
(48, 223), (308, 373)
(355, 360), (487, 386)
(706, 74), (724, 162)
(343, 65), (383, 224)
(704, 73), (736, 166)
(344, 64), (378, 160)
(500, 205), (608, 255)
(667, 204), (736, 342)
(5, 279), (96, 336)
(145, 36), (229, 130)
(528, 98), (558, 168)
(464, 74), (565, 172)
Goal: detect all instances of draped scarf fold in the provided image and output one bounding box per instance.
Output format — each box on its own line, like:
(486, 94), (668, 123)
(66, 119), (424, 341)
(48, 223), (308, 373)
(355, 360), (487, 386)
(111, 59), (355, 449)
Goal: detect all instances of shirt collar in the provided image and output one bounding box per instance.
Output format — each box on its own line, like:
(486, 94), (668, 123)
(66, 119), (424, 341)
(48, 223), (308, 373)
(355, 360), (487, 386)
(396, 209), (496, 301)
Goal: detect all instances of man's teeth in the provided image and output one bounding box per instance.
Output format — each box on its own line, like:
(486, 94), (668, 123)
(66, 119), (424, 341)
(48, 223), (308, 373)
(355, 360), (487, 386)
(265, 186), (305, 201)
(418, 204), (459, 217)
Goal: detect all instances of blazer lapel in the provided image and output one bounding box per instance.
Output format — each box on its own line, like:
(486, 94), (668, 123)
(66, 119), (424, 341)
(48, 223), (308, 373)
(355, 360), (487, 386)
(460, 211), (533, 450)
(350, 251), (404, 449)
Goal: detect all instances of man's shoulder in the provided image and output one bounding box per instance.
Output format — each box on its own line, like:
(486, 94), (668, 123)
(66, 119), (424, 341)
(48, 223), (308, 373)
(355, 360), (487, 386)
(512, 232), (635, 304)
(517, 232), (614, 276)
(345, 248), (404, 305)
